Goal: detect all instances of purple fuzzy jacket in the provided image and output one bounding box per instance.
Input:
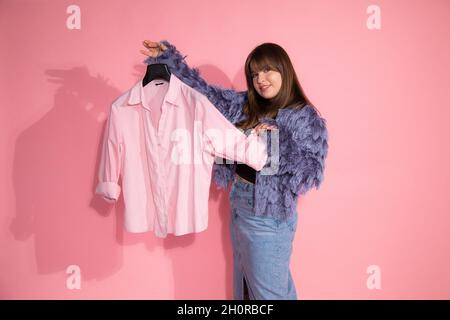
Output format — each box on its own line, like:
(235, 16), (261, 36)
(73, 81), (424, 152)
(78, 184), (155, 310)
(144, 40), (329, 220)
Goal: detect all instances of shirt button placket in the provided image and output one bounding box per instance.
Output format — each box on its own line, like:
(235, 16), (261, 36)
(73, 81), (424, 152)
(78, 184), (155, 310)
(156, 107), (168, 236)
(145, 110), (168, 236)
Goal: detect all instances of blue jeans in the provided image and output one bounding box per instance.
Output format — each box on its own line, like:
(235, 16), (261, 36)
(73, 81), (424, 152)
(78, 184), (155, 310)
(229, 175), (298, 300)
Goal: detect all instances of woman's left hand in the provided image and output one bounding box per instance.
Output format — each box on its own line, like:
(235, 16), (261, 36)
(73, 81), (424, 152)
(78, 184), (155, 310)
(252, 123), (278, 135)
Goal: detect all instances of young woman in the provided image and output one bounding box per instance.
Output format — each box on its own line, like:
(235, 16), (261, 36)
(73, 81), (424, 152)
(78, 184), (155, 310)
(140, 40), (328, 300)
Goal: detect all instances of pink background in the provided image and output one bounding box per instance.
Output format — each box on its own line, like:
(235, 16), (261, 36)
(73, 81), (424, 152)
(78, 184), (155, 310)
(1, 0), (450, 299)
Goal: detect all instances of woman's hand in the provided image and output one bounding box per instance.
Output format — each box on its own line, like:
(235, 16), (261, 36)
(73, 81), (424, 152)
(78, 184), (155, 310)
(252, 123), (278, 135)
(140, 40), (168, 58)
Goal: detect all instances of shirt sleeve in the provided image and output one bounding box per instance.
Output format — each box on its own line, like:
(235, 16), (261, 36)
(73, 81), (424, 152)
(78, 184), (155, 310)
(95, 105), (123, 203)
(199, 95), (268, 171)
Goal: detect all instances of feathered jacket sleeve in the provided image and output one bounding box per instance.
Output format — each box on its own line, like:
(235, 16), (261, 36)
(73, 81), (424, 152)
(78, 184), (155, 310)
(144, 40), (247, 190)
(143, 40), (246, 124)
(259, 105), (329, 195)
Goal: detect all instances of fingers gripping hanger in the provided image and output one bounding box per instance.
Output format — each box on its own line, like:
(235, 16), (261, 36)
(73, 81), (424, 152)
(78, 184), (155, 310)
(142, 44), (171, 87)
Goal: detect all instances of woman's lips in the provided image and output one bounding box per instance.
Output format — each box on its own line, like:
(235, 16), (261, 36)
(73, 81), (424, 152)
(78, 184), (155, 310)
(260, 85), (270, 91)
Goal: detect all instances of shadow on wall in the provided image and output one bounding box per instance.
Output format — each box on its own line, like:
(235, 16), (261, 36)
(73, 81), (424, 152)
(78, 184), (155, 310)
(11, 65), (127, 282)
(9, 62), (247, 299)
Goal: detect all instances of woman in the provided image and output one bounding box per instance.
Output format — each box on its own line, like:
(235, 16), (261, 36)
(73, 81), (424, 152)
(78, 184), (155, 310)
(140, 40), (328, 300)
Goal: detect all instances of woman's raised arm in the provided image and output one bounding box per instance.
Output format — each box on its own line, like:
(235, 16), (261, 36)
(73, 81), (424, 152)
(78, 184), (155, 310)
(141, 40), (245, 124)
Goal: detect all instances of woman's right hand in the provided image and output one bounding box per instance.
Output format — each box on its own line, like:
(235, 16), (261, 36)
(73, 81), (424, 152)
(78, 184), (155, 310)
(140, 40), (168, 58)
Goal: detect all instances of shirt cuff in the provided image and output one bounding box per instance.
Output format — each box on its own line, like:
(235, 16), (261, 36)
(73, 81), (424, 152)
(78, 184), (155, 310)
(245, 131), (269, 171)
(95, 182), (121, 203)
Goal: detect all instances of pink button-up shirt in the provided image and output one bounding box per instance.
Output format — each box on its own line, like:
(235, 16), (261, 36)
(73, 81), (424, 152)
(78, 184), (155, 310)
(95, 74), (268, 237)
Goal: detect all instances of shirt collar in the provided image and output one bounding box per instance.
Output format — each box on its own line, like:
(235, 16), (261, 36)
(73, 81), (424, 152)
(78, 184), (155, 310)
(127, 73), (182, 110)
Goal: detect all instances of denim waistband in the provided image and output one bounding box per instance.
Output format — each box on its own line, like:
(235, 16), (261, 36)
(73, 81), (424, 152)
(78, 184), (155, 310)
(232, 176), (254, 193)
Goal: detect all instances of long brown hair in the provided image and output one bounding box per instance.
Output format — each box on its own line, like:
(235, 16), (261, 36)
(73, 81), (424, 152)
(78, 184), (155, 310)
(236, 42), (315, 130)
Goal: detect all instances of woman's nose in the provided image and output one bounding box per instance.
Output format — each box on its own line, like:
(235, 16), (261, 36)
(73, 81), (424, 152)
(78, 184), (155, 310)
(257, 73), (265, 83)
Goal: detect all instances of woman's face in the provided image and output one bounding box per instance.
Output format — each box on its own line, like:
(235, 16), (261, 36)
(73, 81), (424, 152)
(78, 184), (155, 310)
(251, 65), (282, 99)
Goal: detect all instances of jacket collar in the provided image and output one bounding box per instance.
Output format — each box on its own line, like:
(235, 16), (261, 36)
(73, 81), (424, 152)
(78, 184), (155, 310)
(127, 73), (182, 110)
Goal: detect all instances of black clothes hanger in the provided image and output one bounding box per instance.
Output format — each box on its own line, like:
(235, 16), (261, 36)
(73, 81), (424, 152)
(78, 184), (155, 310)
(142, 46), (171, 87)
(142, 63), (171, 86)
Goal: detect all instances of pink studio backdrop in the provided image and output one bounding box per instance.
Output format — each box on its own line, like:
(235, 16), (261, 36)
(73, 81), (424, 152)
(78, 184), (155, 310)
(1, 0), (449, 299)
